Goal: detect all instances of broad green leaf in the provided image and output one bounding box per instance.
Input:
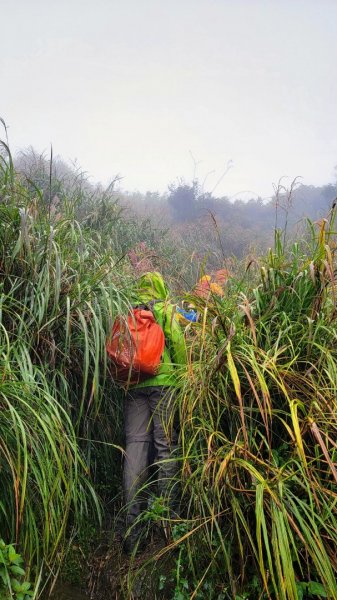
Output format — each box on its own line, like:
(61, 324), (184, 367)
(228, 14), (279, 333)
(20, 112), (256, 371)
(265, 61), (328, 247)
(308, 581), (327, 597)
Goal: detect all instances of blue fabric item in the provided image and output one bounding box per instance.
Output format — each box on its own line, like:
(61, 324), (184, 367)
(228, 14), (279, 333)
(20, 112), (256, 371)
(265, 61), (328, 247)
(176, 307), (198, 322)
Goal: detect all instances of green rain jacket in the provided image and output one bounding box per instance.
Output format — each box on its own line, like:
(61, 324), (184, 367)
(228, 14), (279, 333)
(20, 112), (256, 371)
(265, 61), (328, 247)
(131, 272), (187, 389)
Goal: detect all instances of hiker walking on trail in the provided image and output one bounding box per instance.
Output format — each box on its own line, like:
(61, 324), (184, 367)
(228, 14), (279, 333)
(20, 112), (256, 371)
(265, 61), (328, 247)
(121, 272), (186, 553)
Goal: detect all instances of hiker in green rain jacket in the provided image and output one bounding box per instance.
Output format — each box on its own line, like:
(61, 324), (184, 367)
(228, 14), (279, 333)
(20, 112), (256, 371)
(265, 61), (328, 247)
(123, 272), (186, 554)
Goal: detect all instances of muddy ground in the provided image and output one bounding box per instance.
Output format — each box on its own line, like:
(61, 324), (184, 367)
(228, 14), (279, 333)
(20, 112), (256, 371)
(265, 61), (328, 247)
(48, 528), (174, 600)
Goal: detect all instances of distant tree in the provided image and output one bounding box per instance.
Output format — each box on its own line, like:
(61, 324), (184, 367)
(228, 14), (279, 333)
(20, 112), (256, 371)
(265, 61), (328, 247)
(168, 180), (199, 222)
(321, 183), (337, 207)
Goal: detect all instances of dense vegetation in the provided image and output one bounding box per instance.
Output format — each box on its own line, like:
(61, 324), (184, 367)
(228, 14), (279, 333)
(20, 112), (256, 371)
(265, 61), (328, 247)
(168, 224), (337, 599)
(1, 136), (336, 599)
(0, 142), (129, 596)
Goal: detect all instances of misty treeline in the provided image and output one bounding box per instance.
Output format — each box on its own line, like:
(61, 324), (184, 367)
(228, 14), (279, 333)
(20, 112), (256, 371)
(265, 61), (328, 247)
(13, 147), (337, 274)
(123, 177), (337, 257)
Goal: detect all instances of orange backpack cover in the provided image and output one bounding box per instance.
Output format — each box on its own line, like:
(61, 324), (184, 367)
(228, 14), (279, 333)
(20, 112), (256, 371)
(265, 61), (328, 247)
(106, 308), (165, 385)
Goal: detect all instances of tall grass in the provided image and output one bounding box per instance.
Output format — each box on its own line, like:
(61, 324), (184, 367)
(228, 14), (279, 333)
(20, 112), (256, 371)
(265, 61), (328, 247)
(163, 217), (337, 599)
(2, 130), (337, 600)
(0, 144), (129, 590)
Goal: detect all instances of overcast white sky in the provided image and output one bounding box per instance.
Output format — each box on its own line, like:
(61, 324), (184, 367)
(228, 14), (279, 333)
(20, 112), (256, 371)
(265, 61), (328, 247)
(1, 0), (337, 199)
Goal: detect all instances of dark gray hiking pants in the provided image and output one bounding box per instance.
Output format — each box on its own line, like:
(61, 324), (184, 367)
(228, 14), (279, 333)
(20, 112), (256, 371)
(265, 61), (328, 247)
(123, 386), (178, 530)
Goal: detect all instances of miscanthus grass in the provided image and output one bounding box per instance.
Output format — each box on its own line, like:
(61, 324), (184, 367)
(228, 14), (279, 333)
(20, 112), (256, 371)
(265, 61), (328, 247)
(150, 217), (337, 600)
(0, 143), (128, 590)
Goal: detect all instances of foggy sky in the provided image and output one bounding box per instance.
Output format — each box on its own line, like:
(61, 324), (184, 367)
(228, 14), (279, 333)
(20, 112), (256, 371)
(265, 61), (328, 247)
(1, 0), (337, 199)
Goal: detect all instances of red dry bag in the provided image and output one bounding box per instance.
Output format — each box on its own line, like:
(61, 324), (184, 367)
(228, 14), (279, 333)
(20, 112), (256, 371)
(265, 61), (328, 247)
(106, 308), (165, 385)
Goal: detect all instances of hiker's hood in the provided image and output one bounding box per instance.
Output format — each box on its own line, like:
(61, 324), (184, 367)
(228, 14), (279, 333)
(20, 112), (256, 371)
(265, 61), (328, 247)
(136, 272), (169, 302)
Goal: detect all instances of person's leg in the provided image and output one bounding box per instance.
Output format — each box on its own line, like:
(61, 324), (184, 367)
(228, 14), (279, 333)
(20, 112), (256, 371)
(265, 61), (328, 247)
(123, 387), (153, 545)
(149, 387), (179, 517)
